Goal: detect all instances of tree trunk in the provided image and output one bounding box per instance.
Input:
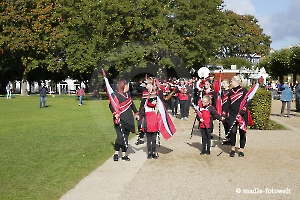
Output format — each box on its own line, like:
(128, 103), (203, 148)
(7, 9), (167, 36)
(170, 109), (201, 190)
(20, 73), (28, 96)
(293, 73), (297, 86)
(279, 76), (284, 84)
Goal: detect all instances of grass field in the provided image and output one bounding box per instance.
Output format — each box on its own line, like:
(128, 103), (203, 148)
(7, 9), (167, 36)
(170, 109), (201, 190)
(0, 95), (138, 199)
(0, 95), (285, 199)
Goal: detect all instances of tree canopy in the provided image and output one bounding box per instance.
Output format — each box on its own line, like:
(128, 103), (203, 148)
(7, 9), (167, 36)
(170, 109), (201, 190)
(218, 11), (271, 58)
(0, 0), (275, 91)
(259, 47), (300, 84)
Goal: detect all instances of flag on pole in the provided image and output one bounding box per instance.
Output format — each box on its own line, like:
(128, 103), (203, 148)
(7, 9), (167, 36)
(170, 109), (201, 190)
(102, 69), (120, 116)
(157, 95), (176, 140)
(236, 77), (262, 131)
(191, 102), (202, 119)
(214, 71), (222, 115)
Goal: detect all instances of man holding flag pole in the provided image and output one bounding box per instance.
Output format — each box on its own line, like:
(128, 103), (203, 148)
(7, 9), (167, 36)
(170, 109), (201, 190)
(102, 69), (139, 162)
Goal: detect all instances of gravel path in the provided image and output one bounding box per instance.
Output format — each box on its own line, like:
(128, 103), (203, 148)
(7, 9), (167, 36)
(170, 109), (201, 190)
(60, 100), (300, 200)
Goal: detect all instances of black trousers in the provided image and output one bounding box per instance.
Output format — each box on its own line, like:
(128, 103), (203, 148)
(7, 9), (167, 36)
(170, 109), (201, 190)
(170, 97), (179, 115)
(223, 119), (230, 139)
(229, 123), (246, 148)
(114, 124), (130, 152)
(137, 118), (145, 139)
(146, 132), (157, 153)
(201, 128), (212, 152)
(180, 100), (189, 118)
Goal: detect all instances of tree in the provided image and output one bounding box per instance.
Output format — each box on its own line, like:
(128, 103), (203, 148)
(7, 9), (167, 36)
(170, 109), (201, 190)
(267, 49), (291, 83)
(1, 0), (272, 86)
(0, 0), (66, 95)
(170, 0), (227, 68)
(290, 46), (300, 85)
(62, 0), (227, 80)
(211, 57), (252, 69)
(218, 11), (271, 59)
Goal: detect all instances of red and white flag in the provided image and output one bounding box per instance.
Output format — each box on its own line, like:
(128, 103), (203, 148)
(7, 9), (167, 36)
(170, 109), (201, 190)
(191, 103), (202, 119)
(102, 69), (120, 116)
(214, 71), (222, 115)
(236, 77), (262, 131)
(157, 95), (176, 140)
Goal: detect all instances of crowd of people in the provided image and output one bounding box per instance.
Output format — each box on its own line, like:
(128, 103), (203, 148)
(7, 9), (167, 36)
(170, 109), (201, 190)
(108, 74), (258, 161)
(266, 80), (300, 116)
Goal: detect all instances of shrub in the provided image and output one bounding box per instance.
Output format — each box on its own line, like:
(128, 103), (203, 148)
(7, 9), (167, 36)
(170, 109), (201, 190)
(248, 88), (272, 130)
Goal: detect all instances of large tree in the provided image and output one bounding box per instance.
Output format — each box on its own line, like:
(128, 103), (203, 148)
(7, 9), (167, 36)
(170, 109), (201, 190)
(1, 0), (272, 87)
(264, 49), (291, 83)
(0, 0), (66, 95)
(170, 0), (227, 69)
(60, 0), (227, 80)
(218, 11), (271, 59)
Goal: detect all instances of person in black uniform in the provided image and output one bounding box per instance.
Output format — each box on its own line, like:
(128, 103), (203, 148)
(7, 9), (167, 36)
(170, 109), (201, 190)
(135, 80), (148, 145)
(222, 76), (248, 157)
(110, 79), (139, 161)
(201, 80), (217, 109)
(170, 79), (179, 117)
(221, 79), (231, 145)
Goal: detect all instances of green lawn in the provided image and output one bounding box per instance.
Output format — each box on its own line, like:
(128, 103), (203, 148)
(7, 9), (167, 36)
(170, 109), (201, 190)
(0, 95), (137, 199)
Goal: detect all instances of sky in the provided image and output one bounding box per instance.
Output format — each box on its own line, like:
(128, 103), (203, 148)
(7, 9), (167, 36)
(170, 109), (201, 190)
(222, 0), (300, 50)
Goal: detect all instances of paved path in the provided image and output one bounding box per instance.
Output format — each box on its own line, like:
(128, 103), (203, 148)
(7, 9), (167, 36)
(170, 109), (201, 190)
(60, 100), (300, 200)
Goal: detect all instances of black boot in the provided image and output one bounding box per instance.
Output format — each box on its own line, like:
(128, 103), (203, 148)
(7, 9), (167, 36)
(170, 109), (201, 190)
(113, 154), (118, 161)
(230, 150), (235, 157)
(147, 152), (152, 159)
(122, 155), (130, 161)
(200, 149), (206, 155)
(135, 139), (144, 145)
(152, 152), (158, 159)
(206, 150), (210, 155)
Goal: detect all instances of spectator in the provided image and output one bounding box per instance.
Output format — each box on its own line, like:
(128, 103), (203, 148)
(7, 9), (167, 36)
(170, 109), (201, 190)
(6, 82), (12, 99)
(280, 82), (293, 117)
(76, 86), (85, 106)
(39, 83), (48, 108)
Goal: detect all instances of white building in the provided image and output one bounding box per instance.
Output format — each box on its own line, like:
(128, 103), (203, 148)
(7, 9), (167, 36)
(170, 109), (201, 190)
(12, 77), (84, 95)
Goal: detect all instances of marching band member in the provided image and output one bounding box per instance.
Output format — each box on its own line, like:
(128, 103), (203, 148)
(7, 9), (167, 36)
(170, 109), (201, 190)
(110, 79), (139, 161)
(222, 75), (248, 157)
(187, 79), (194, 116)
(162, 80), (171, 110)
(140, 93), (159, 159)
(198, 95), (223, 155)
(221, 79), (231, 145)
(135, 80), (148, 145)
(170, 79), (179, 117)
(195, 78), (206, 106)
(198, 80), (217, 139)
(178, 79), (189, 120)
(201, 80), (217, 109)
